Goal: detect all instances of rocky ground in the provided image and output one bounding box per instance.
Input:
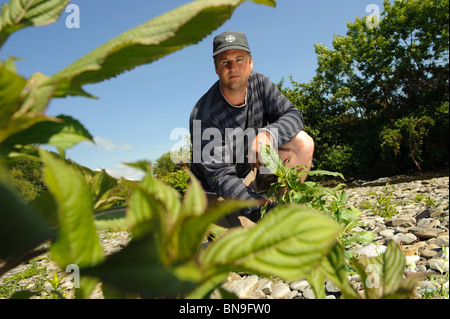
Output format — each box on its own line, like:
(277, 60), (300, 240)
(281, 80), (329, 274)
(1, 175), (448, 299)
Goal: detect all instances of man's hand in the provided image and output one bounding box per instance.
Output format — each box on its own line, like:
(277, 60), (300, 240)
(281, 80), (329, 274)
(248, 130), (273, 170)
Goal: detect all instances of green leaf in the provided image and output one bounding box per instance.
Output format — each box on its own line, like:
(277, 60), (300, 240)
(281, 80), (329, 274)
(124, 160), (152, 174)
(46, 0), (276, 98)
(90, 169), (117, 207)
(28, 190), (59, 228)
(3, 115), (93, 150)
(186, 272), (229, 299)
(175, 199), (259, 262)
(0, 181), (52, 260)
(0, 65), (26, 129)
(351, 241), (422, 299)
(82, 233), (197, 298)
(0, 0), (71, 47)
(140, 173), (181, 224)
(200, 205), (341, 281)
(125, 187), (157, 232)
(40, 150), (104, 268)
(8, 290), (39, 299)
(318, 244), (360, 299)
(181, 172), (207, 217)
(306, 169), (345, 180)
(306, 267), (326, 299)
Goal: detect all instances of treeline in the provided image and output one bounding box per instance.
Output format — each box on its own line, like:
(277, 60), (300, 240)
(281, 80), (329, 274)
(8, 153), (136, 208)
(278, 0), (448, 179)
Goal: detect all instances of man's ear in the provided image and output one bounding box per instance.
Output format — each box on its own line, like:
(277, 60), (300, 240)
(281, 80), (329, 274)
(214, 57), (219, 75)
(249, 56), (254, 70)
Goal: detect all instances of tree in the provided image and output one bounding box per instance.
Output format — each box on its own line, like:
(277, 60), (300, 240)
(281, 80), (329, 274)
(280, 0), (449, 177)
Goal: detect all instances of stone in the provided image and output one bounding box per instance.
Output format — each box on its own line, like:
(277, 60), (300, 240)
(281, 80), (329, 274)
(379, 229), (395, 238)
(285, 290), (299, 299)
(255, 278), (273, 295)
(302, 287), (316, 299)
(352, 243), (387, 257)
(409, 227), (441, 239)
(428, 259), (449, 273)
(2, 176), (448, 300)
(421, 246), (440, 259)
(385, 217), (416, 228)
(416, 209), (432, 220)
(231, 275), (259, 299)
(436, 235), (449, 247)
(325, 280), (340, 293)
(397, 233), (417, 244)
(405, 255), (421, 269)
(270, 283), (291, 299)
(289, 280), (310, 291)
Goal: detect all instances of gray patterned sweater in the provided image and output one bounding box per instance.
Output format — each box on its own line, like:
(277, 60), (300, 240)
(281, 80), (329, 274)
(189, 71), (305, 201)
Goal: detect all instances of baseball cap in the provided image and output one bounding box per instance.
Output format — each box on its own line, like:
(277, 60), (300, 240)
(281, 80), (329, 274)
(212, 31), (251, 57)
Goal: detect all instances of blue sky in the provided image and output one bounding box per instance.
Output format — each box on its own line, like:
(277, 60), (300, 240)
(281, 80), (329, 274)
(0, 0), (384, 180)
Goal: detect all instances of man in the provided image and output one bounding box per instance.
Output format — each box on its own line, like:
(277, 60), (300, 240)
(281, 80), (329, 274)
(190, 31), (314, 226)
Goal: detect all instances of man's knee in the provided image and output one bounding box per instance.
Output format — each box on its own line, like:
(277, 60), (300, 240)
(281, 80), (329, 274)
(289, 130), (314, 156)
(298, 131), (314, 154)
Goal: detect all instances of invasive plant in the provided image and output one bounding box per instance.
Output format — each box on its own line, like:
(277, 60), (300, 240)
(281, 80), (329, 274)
(260, 145), (374, 253)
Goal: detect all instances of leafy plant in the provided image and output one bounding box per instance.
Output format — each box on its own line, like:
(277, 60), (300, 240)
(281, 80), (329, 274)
(260, 144), (374, 253)
(371, 184), (398, 219)
(312, 241), (425, 299)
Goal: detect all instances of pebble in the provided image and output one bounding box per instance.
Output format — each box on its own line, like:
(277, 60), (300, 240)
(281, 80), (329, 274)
(1, 176), (448, 299)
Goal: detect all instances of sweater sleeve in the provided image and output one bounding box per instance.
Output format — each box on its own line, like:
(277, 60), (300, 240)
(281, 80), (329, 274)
(258, 76), (305, 147)
(190, 119), (264, 201)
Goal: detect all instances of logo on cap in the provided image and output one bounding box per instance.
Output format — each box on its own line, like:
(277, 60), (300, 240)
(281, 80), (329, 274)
(225, 34), (236, 43)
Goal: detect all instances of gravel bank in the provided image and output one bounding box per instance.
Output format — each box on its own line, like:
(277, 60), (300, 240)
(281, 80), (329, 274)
(1, 176), (448, 299)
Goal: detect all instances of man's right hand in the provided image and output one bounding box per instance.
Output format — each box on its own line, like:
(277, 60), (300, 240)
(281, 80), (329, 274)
(248, 130), (273, 170)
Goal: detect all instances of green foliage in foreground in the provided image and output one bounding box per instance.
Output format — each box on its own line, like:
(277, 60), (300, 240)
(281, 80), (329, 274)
(0, 0), (425, 299)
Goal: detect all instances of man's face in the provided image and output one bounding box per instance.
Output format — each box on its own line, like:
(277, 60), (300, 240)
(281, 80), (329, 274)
(214, 49), (253, 92)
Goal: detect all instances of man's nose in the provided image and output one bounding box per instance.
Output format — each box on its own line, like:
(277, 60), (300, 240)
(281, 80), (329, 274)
(227, 60), (237, 70)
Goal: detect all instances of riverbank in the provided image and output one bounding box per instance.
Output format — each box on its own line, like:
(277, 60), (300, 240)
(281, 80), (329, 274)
(1, 175), (448, 299)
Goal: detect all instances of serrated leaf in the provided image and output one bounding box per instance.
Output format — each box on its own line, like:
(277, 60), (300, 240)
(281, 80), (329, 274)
(90, 169), (117, 207)
(200, 205), (341, 281)
(0, 0), (71, 47)
(181, 172), (207, 217)
(40, 150), (104, 268)
(175, 199), (259, 262)
(3, 115), (93, 149)
(46, 0), (276, 98)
